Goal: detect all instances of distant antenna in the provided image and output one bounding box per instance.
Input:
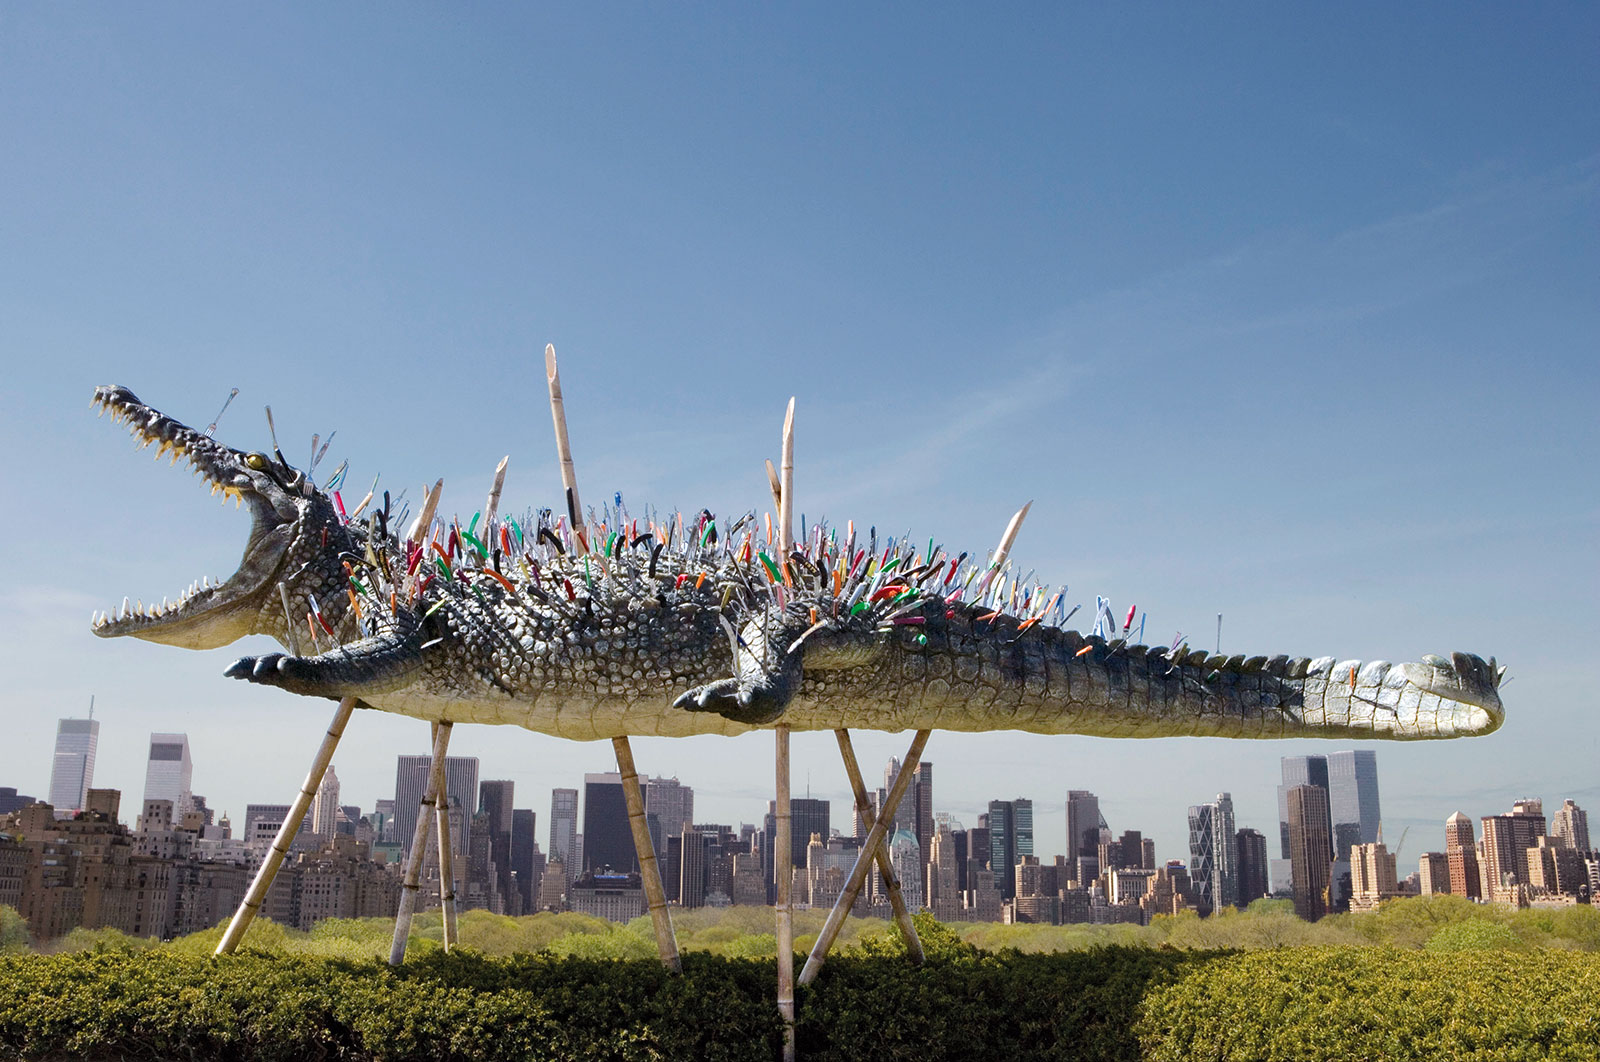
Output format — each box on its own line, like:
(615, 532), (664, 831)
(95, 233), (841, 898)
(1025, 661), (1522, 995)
(1216, 613), (1223, 654)
(87, 694), (94, 720)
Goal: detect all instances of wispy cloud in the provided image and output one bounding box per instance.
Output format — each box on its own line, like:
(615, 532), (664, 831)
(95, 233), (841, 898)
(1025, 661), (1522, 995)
(1030, 154), (1600, 368)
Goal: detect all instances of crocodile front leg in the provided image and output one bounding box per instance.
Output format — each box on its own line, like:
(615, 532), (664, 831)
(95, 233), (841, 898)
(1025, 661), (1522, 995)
(225, 624), (424, 699)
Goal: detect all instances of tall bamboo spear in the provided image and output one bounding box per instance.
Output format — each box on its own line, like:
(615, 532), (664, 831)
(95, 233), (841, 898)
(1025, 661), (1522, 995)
(406, 479), (444, 546)
(544, 342), (679, 969)
(545, 344), (585, 553)
(777, 397), (794, 567)
(483, 455), (509, 533)
(773, 398), (797, 1062)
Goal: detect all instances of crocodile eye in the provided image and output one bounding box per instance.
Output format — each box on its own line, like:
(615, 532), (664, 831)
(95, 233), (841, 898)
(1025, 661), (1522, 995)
(245, 453), (270, 470)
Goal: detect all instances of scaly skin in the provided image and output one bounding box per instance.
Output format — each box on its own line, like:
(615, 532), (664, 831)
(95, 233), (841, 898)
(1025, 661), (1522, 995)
(90, 385), (1506, 743)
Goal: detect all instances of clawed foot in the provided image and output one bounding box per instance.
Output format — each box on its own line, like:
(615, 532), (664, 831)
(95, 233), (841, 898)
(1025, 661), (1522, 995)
(224, 653), (327, 695)
(225, 653), (291, 684)
(673, 678), (787, 725)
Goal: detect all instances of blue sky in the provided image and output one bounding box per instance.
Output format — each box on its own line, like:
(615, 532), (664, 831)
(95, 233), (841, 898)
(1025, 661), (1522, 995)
(2, 6), (1595, 869)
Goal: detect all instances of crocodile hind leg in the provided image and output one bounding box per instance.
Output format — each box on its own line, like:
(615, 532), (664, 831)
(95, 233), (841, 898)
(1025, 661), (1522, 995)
(672, 615), (807, 724)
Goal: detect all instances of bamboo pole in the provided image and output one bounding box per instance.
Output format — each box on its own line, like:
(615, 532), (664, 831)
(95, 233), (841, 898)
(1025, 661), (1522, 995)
(973, 500), (1032, 599)
(216, 696), (357, 955)
(483, 455), (509, 531)
(775, 723), (796, 1062)
(543, 340), (681, 970)
(389, 721), (452, 965)
(777, 397), (794, 566)
(613, 736), (682, 972)
(406, 478), (444, 546)
(798, 728), (931, 986)
(774, 400), (798, 1060)
(833, 729), (924, 963)
(545, 344), (585, 552)
(434, 735), (459, 950)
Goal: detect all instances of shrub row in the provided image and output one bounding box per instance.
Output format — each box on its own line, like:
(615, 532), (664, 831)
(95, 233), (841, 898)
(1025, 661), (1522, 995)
(1137, 947), (1600, 1061)
(3, 943), (1598, 1060)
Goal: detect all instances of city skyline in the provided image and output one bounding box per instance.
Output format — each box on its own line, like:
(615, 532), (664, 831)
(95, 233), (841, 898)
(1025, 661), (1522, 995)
(9, 714), (1589, 882)
(7, 725), (1592, 942)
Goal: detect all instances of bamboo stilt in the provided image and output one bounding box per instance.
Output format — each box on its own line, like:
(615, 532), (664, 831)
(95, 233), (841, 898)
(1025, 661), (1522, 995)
(216, 696), (357, 956)
(389, 721), (452, 965)
(775, 723), (796, 1062)
(798, 728), (931, 986)
(434, 734), (459, 950)
(833, 729), (924, 963)
(613, 736), (682, 972)
(545, 345), (586, 550)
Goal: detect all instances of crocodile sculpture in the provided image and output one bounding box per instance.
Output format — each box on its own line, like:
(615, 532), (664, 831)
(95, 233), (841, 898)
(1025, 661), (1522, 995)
(89, 385), (1505, 743)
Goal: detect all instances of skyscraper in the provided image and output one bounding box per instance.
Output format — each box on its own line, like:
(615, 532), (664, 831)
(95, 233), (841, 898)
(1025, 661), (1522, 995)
(986, 798), (1033, 900)
(510, 808), (540, 912)
(393, 754), (480, 861)
(47, 717), (99, 817)
(1444, 811), (1481, 900)
(1551, 799), (1591, 853)
(1277, 755), (1329, 859)
(142, 733), (192, 812)
(1349, 841), (1398, 910)
(678, 825), (709, 907)
(1481, 800), (1546, 903)
(1287, 784), (1333, 920)
(1065, 790), (1101, 878)
(1236, 827), (1269, 906)
(583, 773), (634, 874)
(762, 798), (830, 901)
(311, 764), (341, 838)
(926, 821), (962, 921)
(911, 762), (934, 869)
(549, 788), (579, 879)
(1327, 750), (1381, 861)
(1186, 793), (1238, 912)
(479, 780), (516, 908)
(890, 828), (922, 910)
(641, 776), (694, 839)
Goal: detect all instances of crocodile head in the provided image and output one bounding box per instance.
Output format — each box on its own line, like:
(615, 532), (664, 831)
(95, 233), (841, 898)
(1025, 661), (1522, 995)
(89, 385), (349, 650)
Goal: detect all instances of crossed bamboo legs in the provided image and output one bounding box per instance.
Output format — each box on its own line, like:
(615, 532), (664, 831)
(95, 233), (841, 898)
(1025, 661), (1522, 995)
(389, 721), (456, 963)
(799, 729), (929, 985)
(214, 702), (928, 1004)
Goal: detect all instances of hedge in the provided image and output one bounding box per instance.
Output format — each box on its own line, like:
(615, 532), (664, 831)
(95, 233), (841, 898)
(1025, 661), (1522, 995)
(3, 943), (1597, 1060)
(1136, 947), (1600, 1061)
